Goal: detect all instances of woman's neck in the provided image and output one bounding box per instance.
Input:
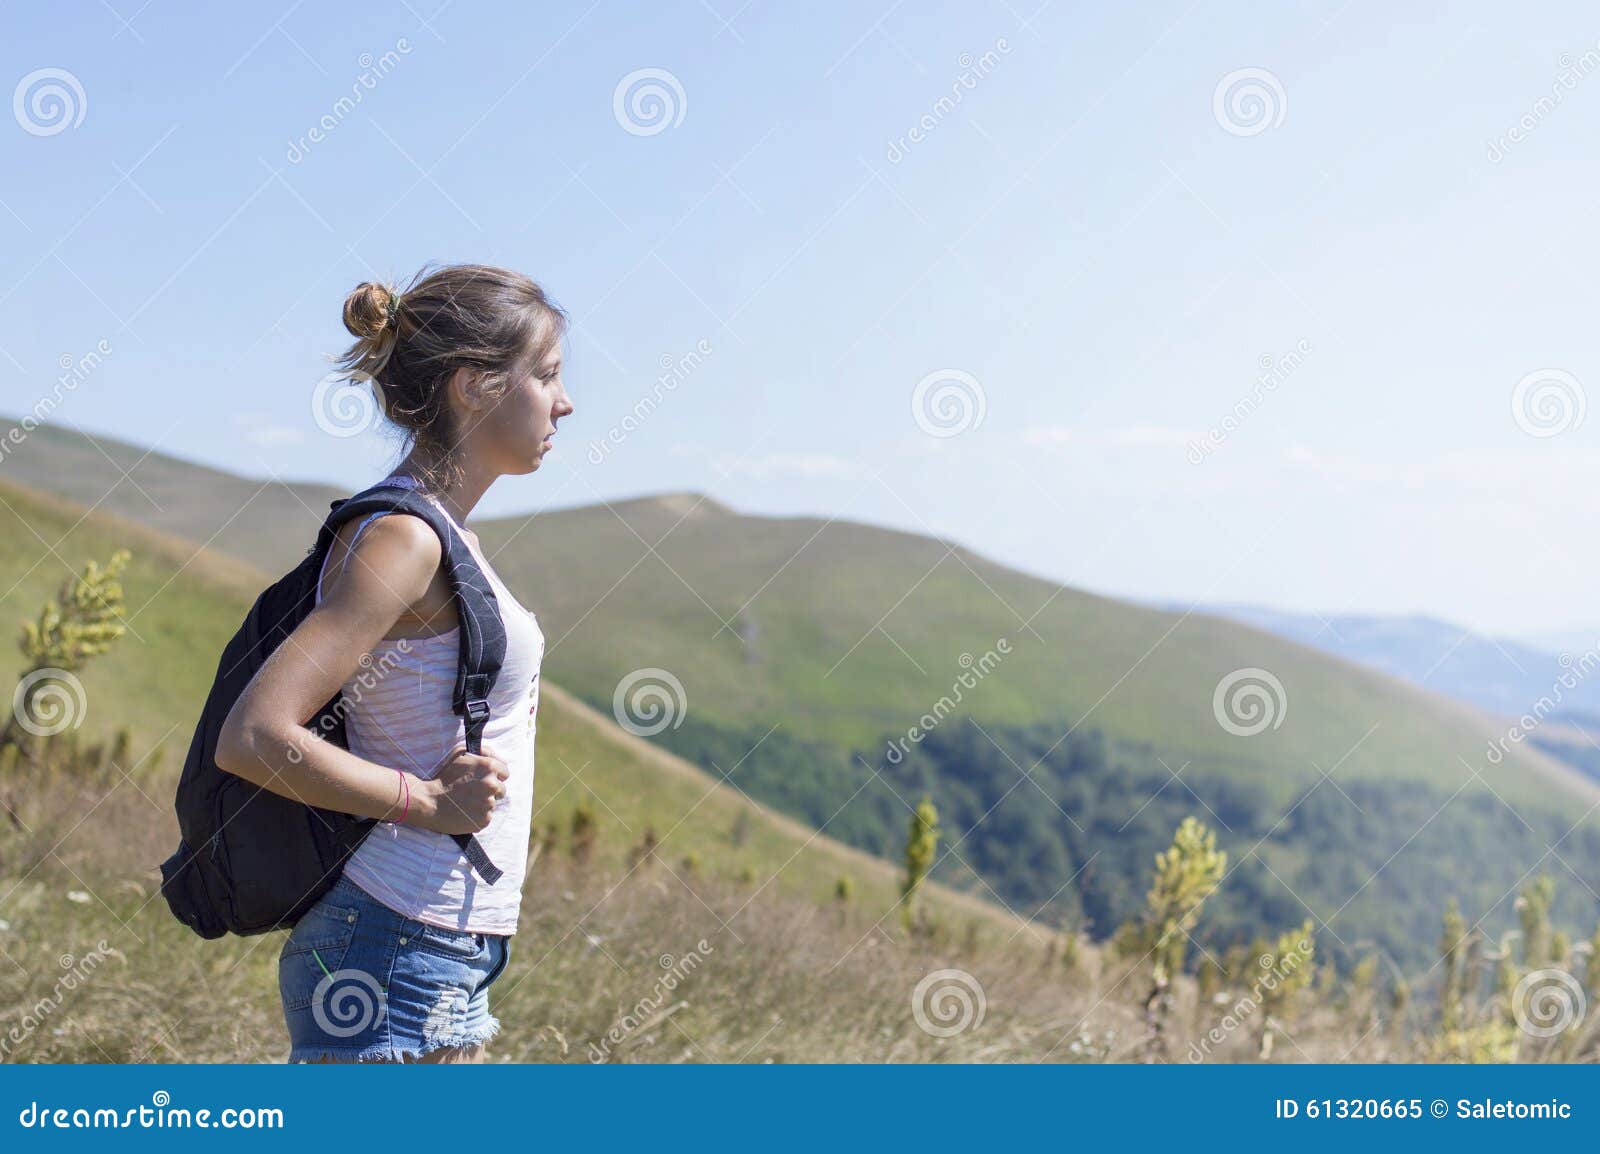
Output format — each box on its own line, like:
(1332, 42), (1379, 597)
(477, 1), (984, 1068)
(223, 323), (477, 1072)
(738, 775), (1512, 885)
(392, 454), (494, 527)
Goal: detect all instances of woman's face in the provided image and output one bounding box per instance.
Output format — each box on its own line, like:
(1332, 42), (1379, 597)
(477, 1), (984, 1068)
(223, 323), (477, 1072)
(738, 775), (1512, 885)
(479, 344), (574, 475)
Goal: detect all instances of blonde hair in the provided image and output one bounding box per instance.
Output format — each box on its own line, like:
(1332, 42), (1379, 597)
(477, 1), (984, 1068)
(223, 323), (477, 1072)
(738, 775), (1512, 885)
(336, 262), (568, 491)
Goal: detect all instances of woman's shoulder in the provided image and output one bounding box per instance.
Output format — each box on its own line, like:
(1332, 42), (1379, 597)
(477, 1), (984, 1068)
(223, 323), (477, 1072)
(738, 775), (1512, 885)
(325, 510), (445, 600)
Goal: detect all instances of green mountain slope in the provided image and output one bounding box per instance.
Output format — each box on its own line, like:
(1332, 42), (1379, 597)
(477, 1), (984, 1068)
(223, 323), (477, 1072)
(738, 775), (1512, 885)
(6, 424), (1598, 967)
(0, 417), (344, 576)
(471, 492), (1592, 813)
(0, 475), (1014, 934)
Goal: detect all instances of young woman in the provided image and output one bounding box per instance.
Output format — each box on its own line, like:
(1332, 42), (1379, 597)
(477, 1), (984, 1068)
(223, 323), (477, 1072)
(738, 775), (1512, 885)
(216, 263), (574, 1063)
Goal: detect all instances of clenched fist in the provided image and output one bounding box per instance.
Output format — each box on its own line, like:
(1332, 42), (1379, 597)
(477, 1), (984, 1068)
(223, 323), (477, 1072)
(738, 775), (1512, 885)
(410, 744), (509, 834)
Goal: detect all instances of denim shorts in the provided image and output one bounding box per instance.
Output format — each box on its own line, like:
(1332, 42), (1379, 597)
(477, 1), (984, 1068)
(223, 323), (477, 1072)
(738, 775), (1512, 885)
(279, 873), (513, 1063)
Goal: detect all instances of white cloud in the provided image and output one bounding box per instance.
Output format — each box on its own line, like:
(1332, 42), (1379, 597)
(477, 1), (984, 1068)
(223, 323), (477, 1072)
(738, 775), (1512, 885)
(1023, 425), (1073, 446)
(1023, 424), (1202, 448)
(233, 412), (305, 447)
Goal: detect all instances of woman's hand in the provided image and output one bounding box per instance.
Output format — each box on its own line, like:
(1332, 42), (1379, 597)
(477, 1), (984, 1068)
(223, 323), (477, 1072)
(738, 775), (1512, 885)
(410, 744), (509, 834)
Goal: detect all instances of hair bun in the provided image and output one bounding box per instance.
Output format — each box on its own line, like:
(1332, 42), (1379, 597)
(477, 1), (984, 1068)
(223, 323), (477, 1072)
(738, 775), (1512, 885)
(342, 281), (396, 342)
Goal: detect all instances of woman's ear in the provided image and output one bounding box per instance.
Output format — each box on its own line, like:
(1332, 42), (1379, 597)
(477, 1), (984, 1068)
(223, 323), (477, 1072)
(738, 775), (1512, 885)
(449, 365), (485, 414)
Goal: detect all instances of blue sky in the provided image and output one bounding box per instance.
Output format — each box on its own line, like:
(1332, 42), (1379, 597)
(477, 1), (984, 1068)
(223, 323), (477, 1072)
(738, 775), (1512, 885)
(4, 1), (1600, 636)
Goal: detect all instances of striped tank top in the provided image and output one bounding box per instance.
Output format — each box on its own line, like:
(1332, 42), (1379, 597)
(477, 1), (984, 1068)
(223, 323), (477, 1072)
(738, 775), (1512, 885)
(316, 475), (544, 935)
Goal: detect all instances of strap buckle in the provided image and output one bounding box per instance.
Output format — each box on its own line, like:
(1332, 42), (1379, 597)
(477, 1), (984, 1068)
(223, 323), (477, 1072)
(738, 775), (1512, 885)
(464, 698), (490, 725)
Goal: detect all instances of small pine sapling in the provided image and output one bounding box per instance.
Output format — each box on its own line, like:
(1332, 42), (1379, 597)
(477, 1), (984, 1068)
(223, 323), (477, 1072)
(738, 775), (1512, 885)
(900, 796), (939, 933)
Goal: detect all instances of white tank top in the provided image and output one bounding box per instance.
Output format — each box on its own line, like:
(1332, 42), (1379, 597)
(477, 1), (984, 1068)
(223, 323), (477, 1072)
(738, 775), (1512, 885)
(314, 476), (544, 935)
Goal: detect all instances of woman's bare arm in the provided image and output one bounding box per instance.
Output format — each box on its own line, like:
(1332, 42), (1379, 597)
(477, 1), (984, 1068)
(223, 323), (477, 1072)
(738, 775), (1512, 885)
(215, 513), (506, 834)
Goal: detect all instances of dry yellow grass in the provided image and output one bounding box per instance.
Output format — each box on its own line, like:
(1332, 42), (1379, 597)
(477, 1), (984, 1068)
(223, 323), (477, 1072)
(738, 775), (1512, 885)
(0, 760), (1440, 1065)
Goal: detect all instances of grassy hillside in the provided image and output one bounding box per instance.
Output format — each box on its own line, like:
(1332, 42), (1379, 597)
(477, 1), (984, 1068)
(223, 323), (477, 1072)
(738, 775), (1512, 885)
(0, 474), (1017, 932)
(5, 425), (1600, 970)
(472, 492), (1593, 812)
(0, 418), (344, 576)
(6, 422), (1579, 813)
(462, 494), (1600, 968)
(2, 452), (1598, 1062)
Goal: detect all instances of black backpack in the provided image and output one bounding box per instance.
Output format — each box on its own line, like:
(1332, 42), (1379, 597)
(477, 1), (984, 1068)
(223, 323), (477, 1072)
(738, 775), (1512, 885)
(158, 478), (507, 939)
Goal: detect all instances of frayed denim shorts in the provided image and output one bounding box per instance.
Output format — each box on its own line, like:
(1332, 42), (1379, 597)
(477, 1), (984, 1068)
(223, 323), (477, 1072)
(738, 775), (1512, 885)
(279, 872), (513, 1063)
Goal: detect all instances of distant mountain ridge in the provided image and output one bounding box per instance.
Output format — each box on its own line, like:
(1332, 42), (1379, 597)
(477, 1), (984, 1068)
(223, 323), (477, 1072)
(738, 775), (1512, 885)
(1165, 602), (1600, 721)
(0, 417), (345, 575)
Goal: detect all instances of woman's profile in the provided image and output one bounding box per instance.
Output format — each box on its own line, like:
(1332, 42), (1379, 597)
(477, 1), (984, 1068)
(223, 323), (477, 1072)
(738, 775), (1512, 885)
(216, 262), (574, 1062)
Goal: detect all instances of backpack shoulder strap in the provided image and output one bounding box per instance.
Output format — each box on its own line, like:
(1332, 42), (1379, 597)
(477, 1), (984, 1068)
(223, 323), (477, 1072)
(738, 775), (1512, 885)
(320, 482), (507, 885)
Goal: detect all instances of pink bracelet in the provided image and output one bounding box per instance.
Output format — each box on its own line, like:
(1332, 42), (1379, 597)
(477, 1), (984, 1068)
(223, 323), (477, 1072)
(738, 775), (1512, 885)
(394, 768), (410, 825)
